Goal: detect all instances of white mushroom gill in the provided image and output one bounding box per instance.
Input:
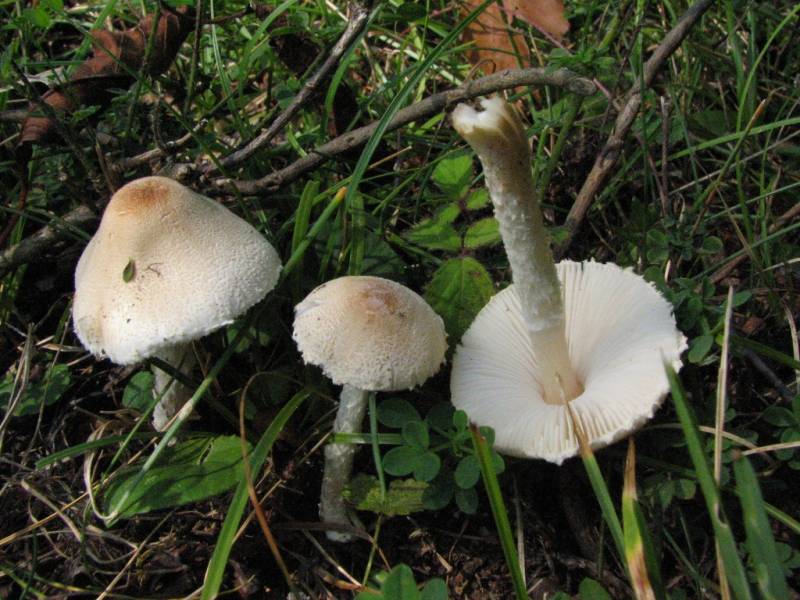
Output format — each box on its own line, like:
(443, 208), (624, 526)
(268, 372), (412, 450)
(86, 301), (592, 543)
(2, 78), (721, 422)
(451, 261), (687, 464)
(451, 97), (581, 404)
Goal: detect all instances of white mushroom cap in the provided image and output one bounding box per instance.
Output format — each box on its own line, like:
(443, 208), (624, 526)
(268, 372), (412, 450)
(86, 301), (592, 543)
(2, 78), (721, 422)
(293, 276), (447, 391)
(451, 260), (687, 465)
(73, 176), (281, 364)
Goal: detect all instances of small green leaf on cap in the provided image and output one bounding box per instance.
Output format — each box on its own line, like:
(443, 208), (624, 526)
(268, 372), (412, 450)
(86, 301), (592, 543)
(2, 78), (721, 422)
(122, 259), (136, 282)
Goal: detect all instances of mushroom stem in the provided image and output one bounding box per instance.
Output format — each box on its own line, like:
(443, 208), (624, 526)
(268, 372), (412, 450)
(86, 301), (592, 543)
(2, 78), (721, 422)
(320, 384), (369, 542)
(151, 343), (196, 431)
(452, 97), (581, 404)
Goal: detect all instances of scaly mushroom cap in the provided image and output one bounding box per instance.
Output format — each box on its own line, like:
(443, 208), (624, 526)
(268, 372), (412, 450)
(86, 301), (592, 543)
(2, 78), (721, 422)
(293, 276), (447, 391)
(73, 176), (281, 364)
(451, 261), (687, 464)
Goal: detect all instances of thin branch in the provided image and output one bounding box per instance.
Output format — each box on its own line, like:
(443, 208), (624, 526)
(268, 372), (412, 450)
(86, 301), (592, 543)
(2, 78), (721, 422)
(213, 67), (596, 194)
(0, 109), (27, 122)
(212, 3), (371, 171)
(0, 205), (97, 279)
(741, 349), (795, 402)
(114, 121), (205, 171)
(555, 0), (714, 258)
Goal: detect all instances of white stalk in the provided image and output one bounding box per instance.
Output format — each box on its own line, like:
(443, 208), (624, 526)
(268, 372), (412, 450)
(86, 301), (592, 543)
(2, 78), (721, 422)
(320, 384), (369, 542)
(452, 97), (581, 404)
(151, 343), (196, 431)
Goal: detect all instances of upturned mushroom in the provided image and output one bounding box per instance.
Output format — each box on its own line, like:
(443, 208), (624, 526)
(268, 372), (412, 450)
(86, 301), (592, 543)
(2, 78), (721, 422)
(293, 276), (447, 541)
(450, 97), (686, 464)
(73, 176), (281, 430)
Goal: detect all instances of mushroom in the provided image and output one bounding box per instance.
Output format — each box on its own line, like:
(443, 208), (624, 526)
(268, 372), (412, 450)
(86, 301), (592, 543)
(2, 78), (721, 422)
(73, 176), (281, 430)
(450, 97), (686, 464)
(293, 276), (447, 541)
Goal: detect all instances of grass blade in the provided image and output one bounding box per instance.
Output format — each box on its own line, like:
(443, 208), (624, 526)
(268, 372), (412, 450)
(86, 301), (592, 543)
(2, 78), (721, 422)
(732, 453), (790, 600)
(470, 424), (527, 600)
(634, 454), (800, 536)
(348, 190), (365, 275)
(368, 393), (386, 501)
(729, 335), (800, 371)
(291, 180), (319, 299)
(282, 187), (345, 277)
(201, 390), (309, 600)
(566, 406), (626, 571)
(666, 364), (753, 600)
(239, 380), (296, 596)
(35, 432), (156, 469)
(291, 181), (320, 255)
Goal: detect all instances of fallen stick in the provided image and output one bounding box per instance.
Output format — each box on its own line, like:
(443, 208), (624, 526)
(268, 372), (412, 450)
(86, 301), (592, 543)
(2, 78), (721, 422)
(0, 205), (97, 279)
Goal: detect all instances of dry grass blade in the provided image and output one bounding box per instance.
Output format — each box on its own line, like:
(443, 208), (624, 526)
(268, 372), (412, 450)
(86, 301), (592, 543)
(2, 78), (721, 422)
(714, 287), (734, 600)
(95, 512), (173, 600)
(19, 480), (83, 543)
(784, 304), (800, 390)
(0, 492), (88, 547)
(0, 325), (34, 448)
(622, 441), (661, 600)
(238, 376), (296, 595)
(743, 440), (800, 456)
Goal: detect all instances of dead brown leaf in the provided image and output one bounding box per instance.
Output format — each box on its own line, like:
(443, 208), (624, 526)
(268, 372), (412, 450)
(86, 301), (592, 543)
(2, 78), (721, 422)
(462, 0), (569, 74)
(18, 6), (194, 150)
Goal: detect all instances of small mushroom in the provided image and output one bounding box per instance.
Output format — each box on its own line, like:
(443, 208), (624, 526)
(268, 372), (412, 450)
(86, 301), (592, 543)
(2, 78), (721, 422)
(73, 176), (281, 430)
(450, 97), (686, 463)
(293, 276), (447, 541)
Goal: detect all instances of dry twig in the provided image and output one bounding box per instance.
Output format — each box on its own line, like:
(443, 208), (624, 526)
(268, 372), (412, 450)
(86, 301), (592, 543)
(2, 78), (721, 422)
(114, 121), (204, 171)
(0, 205), (97, 279)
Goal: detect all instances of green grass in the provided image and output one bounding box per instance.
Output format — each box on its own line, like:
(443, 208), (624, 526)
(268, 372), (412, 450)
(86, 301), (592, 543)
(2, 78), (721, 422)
(1, 0), (799, 598)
